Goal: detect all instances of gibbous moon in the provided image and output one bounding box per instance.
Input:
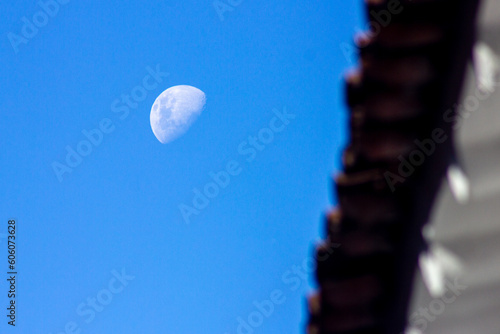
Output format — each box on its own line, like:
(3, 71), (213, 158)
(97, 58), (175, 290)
(150, 85), (206, 144)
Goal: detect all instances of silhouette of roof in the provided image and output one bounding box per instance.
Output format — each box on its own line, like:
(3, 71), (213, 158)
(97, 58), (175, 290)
(308, 0), (486, 333)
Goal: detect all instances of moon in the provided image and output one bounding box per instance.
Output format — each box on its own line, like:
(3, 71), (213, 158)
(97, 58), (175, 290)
(150, 85), (206, 144)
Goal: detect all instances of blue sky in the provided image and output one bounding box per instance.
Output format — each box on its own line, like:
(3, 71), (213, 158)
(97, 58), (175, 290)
(0, 1), (362, 333)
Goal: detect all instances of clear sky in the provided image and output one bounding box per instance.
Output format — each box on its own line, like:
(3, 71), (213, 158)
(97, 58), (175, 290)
(0, 1), (362, 333)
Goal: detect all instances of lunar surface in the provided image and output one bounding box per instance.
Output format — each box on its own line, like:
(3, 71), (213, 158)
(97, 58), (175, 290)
(150, 85), (206, 144)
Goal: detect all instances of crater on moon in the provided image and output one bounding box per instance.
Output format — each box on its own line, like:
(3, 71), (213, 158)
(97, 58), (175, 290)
(150, 85), (206, 144)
